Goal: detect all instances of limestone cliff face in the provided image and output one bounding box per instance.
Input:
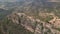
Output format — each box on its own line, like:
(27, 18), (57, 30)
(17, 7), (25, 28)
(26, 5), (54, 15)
(8, 13), (60, 34)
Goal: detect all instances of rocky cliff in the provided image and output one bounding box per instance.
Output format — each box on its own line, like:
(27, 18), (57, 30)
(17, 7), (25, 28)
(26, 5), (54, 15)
(7, 12), (60, 34)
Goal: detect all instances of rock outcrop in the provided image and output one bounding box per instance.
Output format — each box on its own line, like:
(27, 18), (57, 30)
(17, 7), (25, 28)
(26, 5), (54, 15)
(8, 12), (60, 34)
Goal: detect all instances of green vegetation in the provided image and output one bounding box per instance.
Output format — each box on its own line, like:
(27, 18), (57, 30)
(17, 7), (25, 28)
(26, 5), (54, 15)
(0, 17), (34, 34)
(54, 28), (60, 31)
(44, 16), (53, 22)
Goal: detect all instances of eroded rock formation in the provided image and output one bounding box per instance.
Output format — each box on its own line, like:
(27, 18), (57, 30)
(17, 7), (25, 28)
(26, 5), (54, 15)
(7, 12), (60, 34)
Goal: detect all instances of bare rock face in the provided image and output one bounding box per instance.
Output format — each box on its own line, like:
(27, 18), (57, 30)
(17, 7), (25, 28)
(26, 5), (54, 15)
(49, 16), (60, 28)
(8, 13), (60, 34)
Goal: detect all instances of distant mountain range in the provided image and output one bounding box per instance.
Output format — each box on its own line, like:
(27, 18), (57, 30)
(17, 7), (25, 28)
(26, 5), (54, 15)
(0, 0), (60, 2)
(0, 0), (17, 2)
(0, 0), (60, 8)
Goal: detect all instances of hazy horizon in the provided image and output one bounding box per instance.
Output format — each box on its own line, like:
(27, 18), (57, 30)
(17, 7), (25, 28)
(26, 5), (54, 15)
(0, 0), (60, 2)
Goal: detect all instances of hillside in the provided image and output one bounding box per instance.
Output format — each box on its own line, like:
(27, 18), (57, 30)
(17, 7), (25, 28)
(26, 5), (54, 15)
(0, 0), (60, 34)
(4, 12), (60, 34)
